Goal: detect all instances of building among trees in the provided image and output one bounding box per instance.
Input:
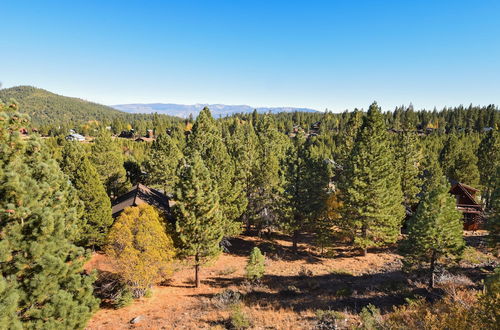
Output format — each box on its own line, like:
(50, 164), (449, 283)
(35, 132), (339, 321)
(449, 182), (484, 230)
(111, 183), (172, 220)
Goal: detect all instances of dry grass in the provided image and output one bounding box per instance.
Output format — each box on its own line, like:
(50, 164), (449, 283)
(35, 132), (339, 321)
(85, 231), (497, 329)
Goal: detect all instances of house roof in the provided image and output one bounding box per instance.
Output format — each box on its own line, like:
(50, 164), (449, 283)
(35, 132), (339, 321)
(450, 182), (480, 206)
(111, 183), (170, 218)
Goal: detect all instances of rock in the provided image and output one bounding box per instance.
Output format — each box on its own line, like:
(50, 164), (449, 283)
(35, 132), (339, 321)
(130, 315), (144, 324)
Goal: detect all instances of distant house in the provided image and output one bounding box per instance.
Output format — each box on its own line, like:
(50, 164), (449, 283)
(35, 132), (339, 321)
(449, 183), (483, 230)
(118, 129), (135, 138)
(111, 183), (172, 222)
(66, 133), (85, 141)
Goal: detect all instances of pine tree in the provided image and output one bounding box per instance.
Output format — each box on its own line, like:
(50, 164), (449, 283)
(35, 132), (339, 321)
(0, 101), (98, 328)
(478, 130), (500, 208)
(245, 247), (265, 281)
(248, 114), (289, 234)
(187, 107), (244, 236)
(340, 102), (405, 255)
(174, 152), (225, 288)
(227, 119), (259, 232)
(452, 146), (480, 186)
(395, 129), (422, 212)
(487, 167), (500, 253)
(144, 133), (183, 193)
(283, 134), (330, 252)
(314, 191), (342, 255)
(440, 134), (460, 178)
(59, 141), (113, 248)
(401, 176), (465, 288)
(105, 204), (175, 297)
(90, 130), (128, 198)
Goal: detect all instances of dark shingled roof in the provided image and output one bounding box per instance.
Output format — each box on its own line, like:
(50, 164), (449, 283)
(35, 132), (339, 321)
(111, 183), (171, 218)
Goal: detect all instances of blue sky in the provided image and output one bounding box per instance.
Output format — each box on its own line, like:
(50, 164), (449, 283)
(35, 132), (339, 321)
(1, 0), (499, 111)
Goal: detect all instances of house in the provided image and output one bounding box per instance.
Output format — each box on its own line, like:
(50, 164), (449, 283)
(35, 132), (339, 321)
(111, 183), (173, 221)
(66, 133), (85, 141)
(449, 183), (483, 230)
(118, 129), (135, 138)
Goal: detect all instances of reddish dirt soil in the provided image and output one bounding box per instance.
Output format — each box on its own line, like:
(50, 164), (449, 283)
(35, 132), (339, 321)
(86, 235), (404, 329)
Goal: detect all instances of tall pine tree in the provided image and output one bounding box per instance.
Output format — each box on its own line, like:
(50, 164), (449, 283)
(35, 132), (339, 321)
(90, 130), (128, 198)
(144, 133), (183, 193)
(0, 101), (98, 328)
(187, 107), (244, 236)
(59, 141), (113, 248)
(340, 102), (405, 255)
(174, 152), (225, 288)
(478, 130), (500, 209)
(401, 176), (465, 288)
(395, 129), (422, 213)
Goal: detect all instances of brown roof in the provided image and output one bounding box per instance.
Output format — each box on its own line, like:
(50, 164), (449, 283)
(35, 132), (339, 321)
(112, 183), (170, 218)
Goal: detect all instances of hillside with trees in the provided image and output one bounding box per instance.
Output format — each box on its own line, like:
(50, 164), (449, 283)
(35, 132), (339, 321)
(0, 97), (499, 329)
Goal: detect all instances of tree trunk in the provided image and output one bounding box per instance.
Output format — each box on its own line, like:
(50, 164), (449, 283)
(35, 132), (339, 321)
(292, 230), (299, 254)
(194, 254), (200, 288)
(429, 252), (436, 289)
(361, 225), (368, 256)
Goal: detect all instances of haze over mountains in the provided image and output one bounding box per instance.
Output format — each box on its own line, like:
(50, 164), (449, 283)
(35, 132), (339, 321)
(112, 103), (319, 118)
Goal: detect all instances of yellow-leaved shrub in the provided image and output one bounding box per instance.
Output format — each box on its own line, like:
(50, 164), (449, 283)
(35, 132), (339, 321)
(105, 204), (175, 297)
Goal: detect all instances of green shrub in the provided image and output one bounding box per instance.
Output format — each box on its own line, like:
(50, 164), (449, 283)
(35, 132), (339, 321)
(359, 304), (382, 330)
(114, 288), (134, 309)
(335, 287), (353, 297)
(315, 309), (345, 329)
(230, 303), (251, 329)
(245, 247), (265, 281)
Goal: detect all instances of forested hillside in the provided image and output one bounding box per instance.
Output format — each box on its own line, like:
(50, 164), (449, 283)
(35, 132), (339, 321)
(0, 86), (122, 124)
(0, 86), (182, 135)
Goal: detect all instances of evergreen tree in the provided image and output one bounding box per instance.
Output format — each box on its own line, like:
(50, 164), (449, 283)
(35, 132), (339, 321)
(187, 107), (244, 236)
(283, 134), (330, 252)
(451, 146), (480, 186)
(440, 134), (460, 178)
(248, 114), (289, 233)
(227, 119), (259, 232)
(174, 152), (225, 288)
(395, 129), (422, 212)
(401, 177), (465, 288)
(487, 167), (500, 253)
(314, 191), (342, 255)
(59, 141), (113, 248)
(478, 130), (500, 208)
(90, 130), (128, 198)
(144, 133), (183, 193)
(0, 102), (98, 328)
(245, 247), (265, 281)
(340, 102), (405, 255)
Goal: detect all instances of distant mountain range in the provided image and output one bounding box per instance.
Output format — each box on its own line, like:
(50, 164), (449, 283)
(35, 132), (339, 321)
(111, 103), (319, 118)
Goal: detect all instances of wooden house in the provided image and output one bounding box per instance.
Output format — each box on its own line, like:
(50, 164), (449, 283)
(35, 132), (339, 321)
(111, 183), (173, 222)
(449, 183), (483, 230)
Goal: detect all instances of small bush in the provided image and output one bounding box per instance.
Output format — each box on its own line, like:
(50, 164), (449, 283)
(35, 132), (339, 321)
(359, 304), (382, 330)
(245, 247), (265, 281)
(144, 288), (153, 298)
(230, 303), (251, 329)
(315, 309), (345, 329)
(281, 285), (301, 296)
(114, 288), (134, 309)
(460, 246), (491, 266)
(213, 289), (242, 309)
(335, 287), (353, 297)
(329, 268), (353, 276)
(298, 266), (314, 277)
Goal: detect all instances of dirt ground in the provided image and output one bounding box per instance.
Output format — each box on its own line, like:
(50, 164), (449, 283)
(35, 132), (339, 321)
(86, 231), (496, 329)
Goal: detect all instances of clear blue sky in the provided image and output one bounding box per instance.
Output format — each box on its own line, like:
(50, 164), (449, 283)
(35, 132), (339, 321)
(1, 0), (499, 111)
